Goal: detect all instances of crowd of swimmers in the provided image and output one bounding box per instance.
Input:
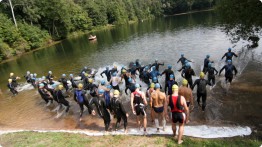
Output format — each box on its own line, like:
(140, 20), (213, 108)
(6, 48), (238, 144)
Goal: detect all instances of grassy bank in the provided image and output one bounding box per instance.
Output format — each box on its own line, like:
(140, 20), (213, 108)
(0, 131), (261, 147)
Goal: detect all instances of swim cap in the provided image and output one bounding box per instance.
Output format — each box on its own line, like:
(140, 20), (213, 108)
(48, 71), (52, 74)
(42, 76), (46, 80)
(58, 85), (63, 90)
(227, 60), (232, 64)
(155, 59), (158, 62)
(186, 63), (191, 68)
(112, 72), (117, 76)
(84, 66), (87, 69)
(8, 79), (12, 83)
(107, 85), (112, 89)
(88, 78), (93, 83)
(27, 71), (30, 74)
(185, 60), (188, 64)
(182, 79), (188, 86)
(101, 80), (105, 85)
(150, 83), (155, 88)
(155, 83), (160, 89)
(200, 72), (205, 79)
(152, 66), (156, 70)
(144, 66), (149, 70)
(206, 54), (210, 58)
(133, 63), (136, 66)
(228, 48), (231, 51)
(39, 83), (44, 88)
(82, 71), (86, 74)
(30, 74), (33, 77)
(84, 73), (88, 77)
(113, 90), (120, 95)
(62, 74), (66, 77)
(128, 78), (132, 83)
(69, 74), (73, 77)
(135, 83), (140, 88)
(52, 84), (57, 89)
(98, 89), (105, 94)
(170, 74), (174, 79)
(208, 62), (212, 67)
(122, 69), (127, 73)
(34, 73), (37, 77)
(181, 54), (184, 57)
(172, 85), (179, 91)
(10, 73), (14, 77)
(78, 83), (83, 89)
(152, 77), (157, 82)
(114, 65), (117, 68)
(106, 67), (109, 70)
(168, 65), (172, 69)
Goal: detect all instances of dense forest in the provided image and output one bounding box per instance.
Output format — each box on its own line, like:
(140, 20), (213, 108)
(0, 0), (215, 62)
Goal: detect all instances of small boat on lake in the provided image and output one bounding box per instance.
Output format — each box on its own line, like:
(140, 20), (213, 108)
(88, 35), (97, 40)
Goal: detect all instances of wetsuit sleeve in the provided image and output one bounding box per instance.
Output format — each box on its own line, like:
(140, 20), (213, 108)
(219, 66), (226, 75)
(206, 79), (211, 86)
(191, 79), (199, 90)
(100, 70), (105, 77)
(192, 69), (195, 76)
(214, 68), (219, 75)
(73, 91), (77, 102)
(177, 58), (181, 63)
(221, 53), (226, 60)
(233, 52), (238, 57)
(185, 58), (192, 62)
(181, 70), (185, 78)
(161, 69), (166, 75)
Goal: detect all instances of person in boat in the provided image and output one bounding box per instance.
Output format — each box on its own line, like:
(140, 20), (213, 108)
(161, 65), (174, 93)
(166, 74), (178, 95)
(38, 83), (53, 106)
(221, 48), (238, 62)
(204, 63), (218, 87)
(181, 63), (195, 88)
(202, 55), (214, 73)
(74, 83), (95, 121)
(191, 72), (211, 112)
(110, 90), (129, 133)
(179, 79), (194, 119)
(167, 85), (189, 145)
(177, 54), (193, 67)
(131, 83), (148, 135)
(46, 71), (54, 84)
(219, 60), (238, 84)
(24, 71), (31, 83)
(7, 79), (18, 96)
(101, 67), (111, 82)
(151, 59), (164, 71)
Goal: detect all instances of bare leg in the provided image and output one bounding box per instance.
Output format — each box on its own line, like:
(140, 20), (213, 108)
(178, 123), (184, 144)
(172, 123), (177, 139)
(143, 116), (147, 132)
(136, 116), (140, 129)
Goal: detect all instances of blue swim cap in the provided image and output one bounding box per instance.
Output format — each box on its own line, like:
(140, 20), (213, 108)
(155, 83), (160, 88)
(107, 85), (112, 89)
(69, 74), (73, 77)
(186, 63), (191, 67)
(112, 72), (117, 76)
(181, 54), (184, 57)
(168, 65), (172, 69)
(128, 78), (132, 83)
(52, 84), (57, 89)
(155, 59), (158, 62)
(227, 60), (232, 63)
(98, 89), (105, 94)
(170, 74), (174, 79)
(133, 63), (136, 66)
(228, 48), (232, 51)
(208, 62), (212, 67)
(101, 80), (105, 85)
(135, 83), (140, 88)
(144, 66), (149, 70)
(185, 60), (188, 64)
(153, 77), (157, 82)
(106, 67), (109, 70)
(206, 55), (210, 58)
(152, 66), (156, 70)
(62, 74), (66, 77)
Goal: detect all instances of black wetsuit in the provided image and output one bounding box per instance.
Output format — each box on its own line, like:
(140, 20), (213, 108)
(110, 68), (118, 75)
(205, 67), (218, 86)
(110, 97), (128, 130)
(123, 73), (130, 88)
(191, 79), (211, 111)
(177, 57), (191, 66)
(46, 74), (54, 84)
(219, 64), (238, 83)
(166, 80), (178, 95)
(161, 69), (174, 93)
(10, 76), (18, 88)
(70, 78), (78, 89)
(7, 83), (18, 95)
(221, 51), (238, 61)
(24, 74), (31, 83)
(38, 88), (53, 104)
(57, 89), (70, 112)
(151, 62), (164, 71)
(98, 96), (111, 131)
(88, 84), (102, 117)
(59, 78), (69, 91)
(142, 70), (151, 85)
(100, 69), (111, 82)
(74, 89), (94, 117)
(181, 68), (195, 88)
(202, 58), (212, 73)
(125, 83), (136, 95)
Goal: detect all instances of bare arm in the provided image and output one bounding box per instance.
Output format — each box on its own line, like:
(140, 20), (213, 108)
(130, 93), (135, 113)
(142, 92), (147, 105)
(181, 96), (189, 122)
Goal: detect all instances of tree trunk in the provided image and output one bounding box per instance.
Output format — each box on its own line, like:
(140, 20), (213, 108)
(8, 0), (17, 28)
